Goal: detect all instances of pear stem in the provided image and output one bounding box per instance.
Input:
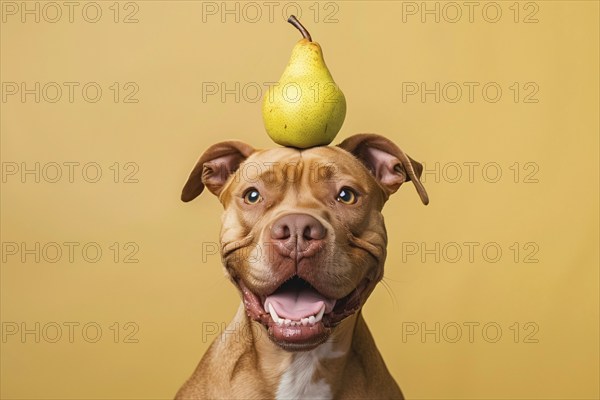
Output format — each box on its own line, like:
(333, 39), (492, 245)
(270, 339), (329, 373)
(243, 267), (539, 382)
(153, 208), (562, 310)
(287, 15), (312, 42)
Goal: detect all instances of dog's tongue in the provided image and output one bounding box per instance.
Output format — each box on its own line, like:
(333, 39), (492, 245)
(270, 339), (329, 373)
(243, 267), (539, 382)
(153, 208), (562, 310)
(264, 284), (336, 320)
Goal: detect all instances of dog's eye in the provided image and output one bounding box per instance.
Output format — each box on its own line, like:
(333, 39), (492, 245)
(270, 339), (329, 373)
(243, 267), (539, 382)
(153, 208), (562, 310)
(337, 187), (358, 205)
(243, 188), (262, 204)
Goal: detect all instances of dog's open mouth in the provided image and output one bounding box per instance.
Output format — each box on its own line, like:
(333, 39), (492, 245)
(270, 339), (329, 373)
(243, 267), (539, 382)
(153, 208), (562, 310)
(238, 276), (368, 350)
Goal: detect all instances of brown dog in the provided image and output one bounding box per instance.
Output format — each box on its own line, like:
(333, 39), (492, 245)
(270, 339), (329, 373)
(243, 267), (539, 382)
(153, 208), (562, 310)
(177, 134), (428, 399)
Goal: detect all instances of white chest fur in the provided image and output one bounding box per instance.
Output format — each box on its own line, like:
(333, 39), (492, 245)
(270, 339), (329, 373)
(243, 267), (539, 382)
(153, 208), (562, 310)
(275, 341), (345, 400)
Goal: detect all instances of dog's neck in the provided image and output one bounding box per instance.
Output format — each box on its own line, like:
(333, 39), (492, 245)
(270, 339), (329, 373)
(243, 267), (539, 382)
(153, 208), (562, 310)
(233, 303), (359, 399)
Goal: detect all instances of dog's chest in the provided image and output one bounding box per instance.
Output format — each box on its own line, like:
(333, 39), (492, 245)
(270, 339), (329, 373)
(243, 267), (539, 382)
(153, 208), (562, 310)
(275, 342), (345, 400)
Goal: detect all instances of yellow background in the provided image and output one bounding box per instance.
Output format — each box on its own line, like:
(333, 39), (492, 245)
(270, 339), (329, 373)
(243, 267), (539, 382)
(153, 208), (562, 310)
(1, 1), (598, 399)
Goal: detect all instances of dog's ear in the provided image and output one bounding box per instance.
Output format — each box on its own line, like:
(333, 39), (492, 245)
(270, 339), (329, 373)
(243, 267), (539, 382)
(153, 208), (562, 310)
(181, 141), (255, 202)
(338, 134), (429, 205)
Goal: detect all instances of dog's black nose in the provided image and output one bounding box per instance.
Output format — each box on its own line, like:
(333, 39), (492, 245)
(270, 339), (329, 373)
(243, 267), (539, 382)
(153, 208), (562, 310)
(270, 213), (326, 254)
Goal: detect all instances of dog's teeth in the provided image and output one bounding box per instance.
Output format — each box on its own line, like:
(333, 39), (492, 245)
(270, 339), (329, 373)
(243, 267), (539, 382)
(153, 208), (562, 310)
(315, 305), (325, 322)
(268, 303), (281, 325)
(268, 303), (326, 327)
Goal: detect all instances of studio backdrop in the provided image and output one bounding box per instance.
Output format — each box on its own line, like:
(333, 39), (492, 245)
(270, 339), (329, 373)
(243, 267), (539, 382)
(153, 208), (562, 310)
(1, 1), (598, 399)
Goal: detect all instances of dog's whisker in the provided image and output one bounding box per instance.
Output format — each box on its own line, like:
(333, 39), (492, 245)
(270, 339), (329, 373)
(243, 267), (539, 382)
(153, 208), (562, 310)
(379, 275), (404, 283)
(380, 278), (399, 312)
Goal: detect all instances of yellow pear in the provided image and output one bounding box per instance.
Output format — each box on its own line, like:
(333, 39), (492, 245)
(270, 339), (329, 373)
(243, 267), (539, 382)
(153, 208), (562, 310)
(262, 15), (346, 148)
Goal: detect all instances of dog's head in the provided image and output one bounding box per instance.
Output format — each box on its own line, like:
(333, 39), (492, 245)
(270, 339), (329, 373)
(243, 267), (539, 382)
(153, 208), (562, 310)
(182, 134), (428, 351)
